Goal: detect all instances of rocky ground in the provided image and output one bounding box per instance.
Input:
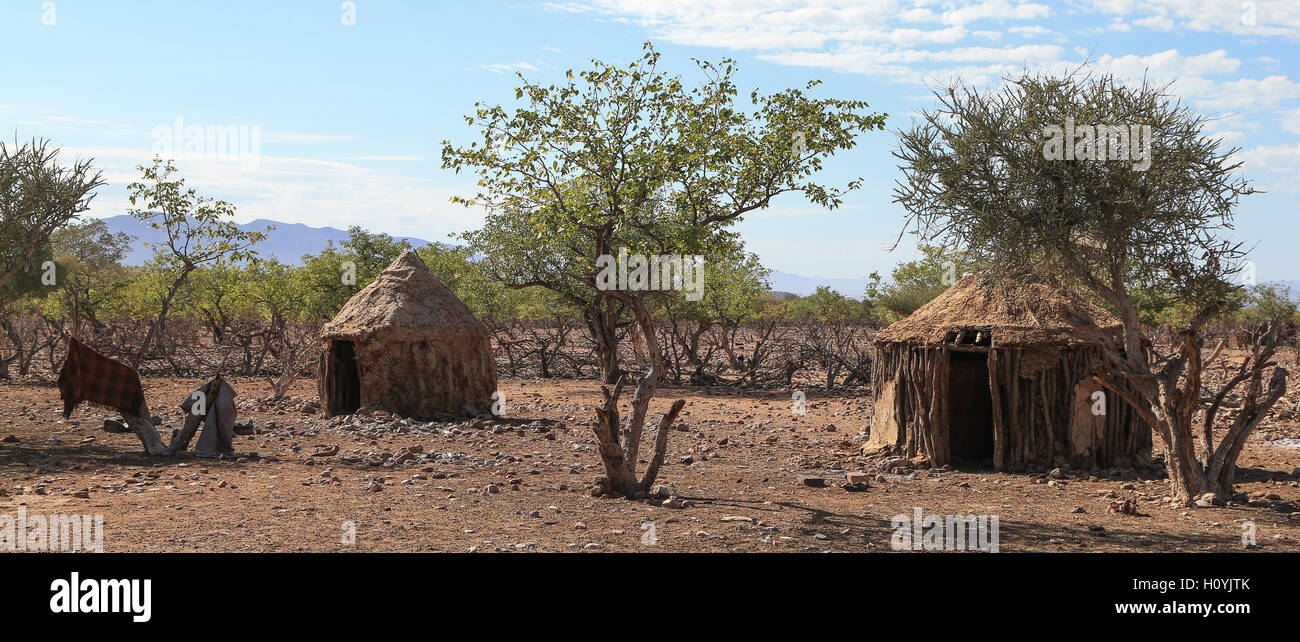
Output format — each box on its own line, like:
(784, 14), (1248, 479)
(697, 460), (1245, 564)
(2, 361), (1299, 552)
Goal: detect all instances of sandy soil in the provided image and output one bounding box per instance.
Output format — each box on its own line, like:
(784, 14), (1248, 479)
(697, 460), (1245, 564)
(2, 370), (1299, 553)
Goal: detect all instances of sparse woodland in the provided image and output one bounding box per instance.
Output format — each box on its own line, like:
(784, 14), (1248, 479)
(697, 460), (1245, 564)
(1, 57), (1298, 507)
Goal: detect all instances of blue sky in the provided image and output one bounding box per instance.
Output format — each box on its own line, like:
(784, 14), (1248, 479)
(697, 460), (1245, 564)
(2, 0), (1297, 286)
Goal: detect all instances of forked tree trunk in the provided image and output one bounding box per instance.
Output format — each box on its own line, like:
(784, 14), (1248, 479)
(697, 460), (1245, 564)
(120, 403), (169, 456)
(589, 301), (686, 498)
(1205, 366), (1287, 498)
(1148, 325), (1288, 505)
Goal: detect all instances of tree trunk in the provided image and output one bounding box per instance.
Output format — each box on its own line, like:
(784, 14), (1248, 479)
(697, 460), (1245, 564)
(134, 267), (192, 368)
(586, 305), (622, 385)
(588, 298), (685, 498)
(121, 403), (168, 456)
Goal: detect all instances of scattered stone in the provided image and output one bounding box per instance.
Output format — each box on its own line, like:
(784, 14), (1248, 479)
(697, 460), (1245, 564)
(1195, 492), (1224, 508)
(583, 543), (602, 550)
(1071, 506), (1086, 514)
(799, 475), (826, 488)
(720, 515), (754, 523)
(1109, 499), (1138, 515)
(845, 471), (871, 485)
(102, 419), (130, 434)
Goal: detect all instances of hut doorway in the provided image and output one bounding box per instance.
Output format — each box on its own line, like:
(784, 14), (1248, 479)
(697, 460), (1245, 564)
(947, 352), (994, 464)
(328, 340), (362, 415)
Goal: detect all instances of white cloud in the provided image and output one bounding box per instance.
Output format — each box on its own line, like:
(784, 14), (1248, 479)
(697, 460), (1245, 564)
(1100, 18), (1132, 32)
(261, 132), (357, 144)
(1282, 107), (1300, 134)
(1242, 143), (1300, 192)
(481, 62), (539, 73)
(1008, 25), (1051, 37)
(64, 145), (482, 241)
(1073, 0), (1300, 39)
(1092, 48), (1241, 78)
(1133, 14), (1174, 31)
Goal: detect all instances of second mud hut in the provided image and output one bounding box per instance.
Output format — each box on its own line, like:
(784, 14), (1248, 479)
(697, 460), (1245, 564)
(867, 273), (1151, 472)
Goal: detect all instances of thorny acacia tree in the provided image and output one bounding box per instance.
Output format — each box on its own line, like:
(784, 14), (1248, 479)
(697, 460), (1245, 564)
(444, 43), (886, 496)
(127, 158), (267, 367)
(0, 138), (104, 299)
(893, 68), (1286, 504)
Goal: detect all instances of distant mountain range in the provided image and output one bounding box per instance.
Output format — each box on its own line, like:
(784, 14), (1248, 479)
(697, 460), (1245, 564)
(100, 214), (435, 267)
(96, 215), (1292, 301)
(766, 271), (869, 299)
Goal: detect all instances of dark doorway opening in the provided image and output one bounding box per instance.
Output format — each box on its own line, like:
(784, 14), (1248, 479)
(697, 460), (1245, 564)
(329, 340), (361, 415)
(947, 352), (994, 464)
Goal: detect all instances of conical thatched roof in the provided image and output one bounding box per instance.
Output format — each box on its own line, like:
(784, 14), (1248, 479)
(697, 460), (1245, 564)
(875, 272), (1125, 347)
(322, 251), (485, 339)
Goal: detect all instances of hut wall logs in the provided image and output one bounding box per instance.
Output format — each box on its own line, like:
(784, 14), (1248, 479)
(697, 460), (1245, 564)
(869, 343), (1150, 472)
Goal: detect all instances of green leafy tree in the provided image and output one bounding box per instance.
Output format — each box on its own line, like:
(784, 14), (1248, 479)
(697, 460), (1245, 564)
(0, 138), (104, 302)
(444, 43), (885, 496)
(47, 218), (134, 332)
(126, 158), (267, 366)
(866, 244), (984, 321)
(297, 227), (411, 321)
(791, 285), (860, 322)
(1238, 284), (1297, 324)
(661, 244), (770, 378)
(340, 225), (411, 284)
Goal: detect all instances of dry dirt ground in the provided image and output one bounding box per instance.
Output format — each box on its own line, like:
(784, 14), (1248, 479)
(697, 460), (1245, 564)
(3, 369), (1299, 553)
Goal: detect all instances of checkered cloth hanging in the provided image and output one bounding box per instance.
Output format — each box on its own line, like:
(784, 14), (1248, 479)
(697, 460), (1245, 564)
(57, 337), (146, 418)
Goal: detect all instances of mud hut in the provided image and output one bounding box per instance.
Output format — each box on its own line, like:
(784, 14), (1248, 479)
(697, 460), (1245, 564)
(868, 273), (1150, 472)
(318, 251), (498, 419)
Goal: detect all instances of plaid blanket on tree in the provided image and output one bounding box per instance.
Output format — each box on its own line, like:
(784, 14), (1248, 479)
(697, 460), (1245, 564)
(57, 337), (146, 418)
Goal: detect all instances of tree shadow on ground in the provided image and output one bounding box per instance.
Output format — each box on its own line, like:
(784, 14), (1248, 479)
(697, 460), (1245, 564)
(654, 382), (872, 402)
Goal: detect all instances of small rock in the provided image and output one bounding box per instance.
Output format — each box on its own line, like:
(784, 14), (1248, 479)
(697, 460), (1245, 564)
(1195, 492), (1224, 508)
(1109, 499), (1138, 515)
(799, 475), (826, 488)
(101, 420), (129, 434)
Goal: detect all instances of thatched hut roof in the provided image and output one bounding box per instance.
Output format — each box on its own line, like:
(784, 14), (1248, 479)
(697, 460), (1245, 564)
(875, 272), (1125, 347)
(321, 251), (486, 340)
